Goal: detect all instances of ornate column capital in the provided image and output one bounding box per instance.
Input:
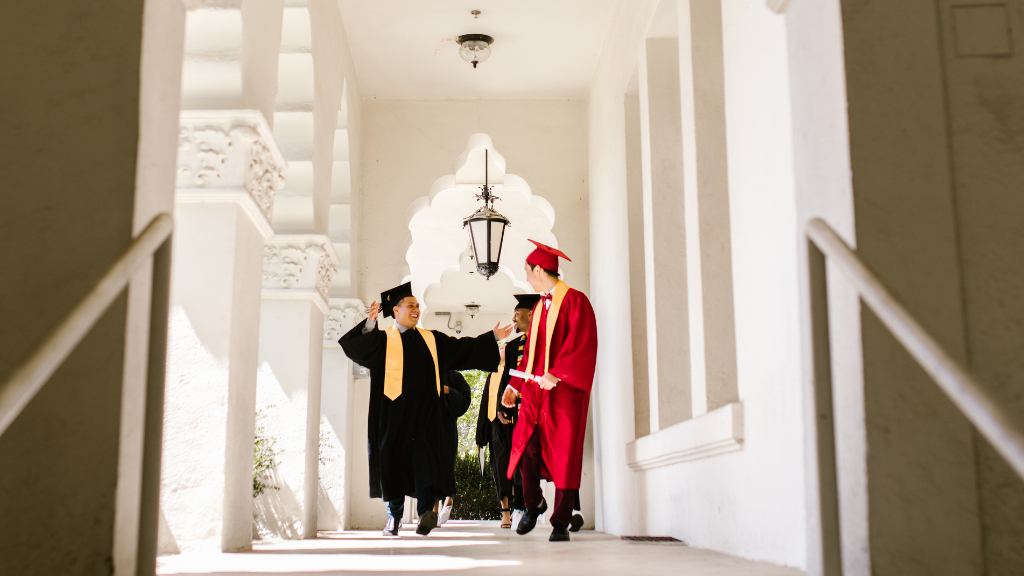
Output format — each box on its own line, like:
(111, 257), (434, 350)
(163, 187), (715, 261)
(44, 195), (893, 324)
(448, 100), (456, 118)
(324, 298), (367, 344)
(262, 235), (340, 313)
(176, 110), (286, 236)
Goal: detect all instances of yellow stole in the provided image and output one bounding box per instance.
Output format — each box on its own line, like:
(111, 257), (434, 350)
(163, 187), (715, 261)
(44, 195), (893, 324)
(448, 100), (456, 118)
(486, 367), (503, 421)
(383, 324), (440, 400)
(524, 280), (570, 376)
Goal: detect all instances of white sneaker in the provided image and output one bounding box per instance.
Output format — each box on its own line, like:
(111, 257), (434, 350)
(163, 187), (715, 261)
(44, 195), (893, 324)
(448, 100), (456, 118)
(510, 509), (525, 532)
(438, 502), (453, 525)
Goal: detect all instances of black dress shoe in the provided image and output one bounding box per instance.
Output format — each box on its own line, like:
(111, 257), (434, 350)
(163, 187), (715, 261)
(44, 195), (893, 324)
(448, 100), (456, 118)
(549, 524), (570, 542)
(515, 498), (548, 535)
(416, 511), (438, 535)
(382, 517), (400, 536)
(569, 512), (584, 532)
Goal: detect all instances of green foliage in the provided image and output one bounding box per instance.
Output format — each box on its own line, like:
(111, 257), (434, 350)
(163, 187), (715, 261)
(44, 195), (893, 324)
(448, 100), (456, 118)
(253, 408), (280, 498)
(451, 450), (501, 520)
(450, 369), (502, 520)
(457, 369), (487, 456)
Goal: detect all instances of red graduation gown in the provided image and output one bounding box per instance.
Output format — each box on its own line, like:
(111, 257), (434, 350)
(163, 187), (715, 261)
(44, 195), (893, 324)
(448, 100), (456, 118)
(507, 287), (598, 489)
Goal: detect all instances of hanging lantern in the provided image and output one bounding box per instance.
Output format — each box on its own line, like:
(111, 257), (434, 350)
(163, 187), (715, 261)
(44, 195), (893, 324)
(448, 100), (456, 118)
(463, 149), (510, 279)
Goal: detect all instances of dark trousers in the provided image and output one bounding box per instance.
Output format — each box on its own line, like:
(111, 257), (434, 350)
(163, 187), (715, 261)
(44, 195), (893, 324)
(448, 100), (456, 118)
(387, 490), (437, 519)
(489, 419), (526, 510)
(519, 428), (578, 528)
(512, 477), (526, 511)
(386, 451), (441, 519)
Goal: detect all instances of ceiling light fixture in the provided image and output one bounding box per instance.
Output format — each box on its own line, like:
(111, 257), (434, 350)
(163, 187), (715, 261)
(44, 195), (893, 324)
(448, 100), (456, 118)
(465, 304), (481, 318)
(463, 149), (510, 280)
(457, 34), (494, 69)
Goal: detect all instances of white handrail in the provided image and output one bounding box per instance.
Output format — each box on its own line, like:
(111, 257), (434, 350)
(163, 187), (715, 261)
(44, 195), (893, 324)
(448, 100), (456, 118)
(0, 213), (174, 437)
(807, 218), (1024, 480)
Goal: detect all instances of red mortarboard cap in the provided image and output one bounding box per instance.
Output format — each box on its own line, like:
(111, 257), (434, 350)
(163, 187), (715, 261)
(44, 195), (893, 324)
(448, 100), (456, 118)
(526, 239), (571, 272)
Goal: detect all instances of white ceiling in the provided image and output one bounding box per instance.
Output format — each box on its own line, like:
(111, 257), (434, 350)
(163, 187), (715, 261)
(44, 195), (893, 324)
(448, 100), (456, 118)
(337, 0), (617, 99)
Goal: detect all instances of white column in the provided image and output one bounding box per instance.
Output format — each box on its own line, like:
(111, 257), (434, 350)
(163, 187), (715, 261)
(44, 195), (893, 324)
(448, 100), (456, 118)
(161, 110), (285, 554)
(677, 0), (739, 416)
(319, 299), (364, 530)
(638, 37), (691, 431)
(256, 235), (339, 539)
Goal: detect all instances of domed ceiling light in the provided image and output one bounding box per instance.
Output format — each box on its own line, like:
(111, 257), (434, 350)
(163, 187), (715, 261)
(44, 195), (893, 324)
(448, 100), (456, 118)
(457, 34), (494, 69)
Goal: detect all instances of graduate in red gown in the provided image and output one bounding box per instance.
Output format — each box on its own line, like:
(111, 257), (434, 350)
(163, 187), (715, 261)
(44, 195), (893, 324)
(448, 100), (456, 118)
(502, 240), (598, 542)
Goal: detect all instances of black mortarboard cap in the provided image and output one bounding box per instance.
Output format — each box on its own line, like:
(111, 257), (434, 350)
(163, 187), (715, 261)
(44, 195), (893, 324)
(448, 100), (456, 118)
(514, 293), (542, 311)
(381, 282), (414, 318)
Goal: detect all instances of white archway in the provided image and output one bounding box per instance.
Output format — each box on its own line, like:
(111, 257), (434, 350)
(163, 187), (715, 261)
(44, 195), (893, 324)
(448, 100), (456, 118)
(403, 134), (559, 331)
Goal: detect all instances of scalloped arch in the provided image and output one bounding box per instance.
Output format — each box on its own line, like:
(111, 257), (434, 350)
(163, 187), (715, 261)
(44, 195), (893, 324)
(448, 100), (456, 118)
(405, 134), (559, 312)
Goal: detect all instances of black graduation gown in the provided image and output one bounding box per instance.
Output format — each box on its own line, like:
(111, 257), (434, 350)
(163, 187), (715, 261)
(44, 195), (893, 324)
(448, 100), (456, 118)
(339, 319), (499, 502)
(475, 334), (526, 501)
(442, 371), (471, 496)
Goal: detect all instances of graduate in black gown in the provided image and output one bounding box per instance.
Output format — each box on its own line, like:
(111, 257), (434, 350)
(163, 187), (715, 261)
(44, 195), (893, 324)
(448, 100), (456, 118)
(476, 294), (538, 529)
(435, 370), (471, 524)
(339, 283), (511, 536)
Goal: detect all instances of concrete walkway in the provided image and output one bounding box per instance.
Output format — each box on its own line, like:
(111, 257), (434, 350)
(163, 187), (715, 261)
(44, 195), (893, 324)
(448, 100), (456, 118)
(157, 521), (805, 576)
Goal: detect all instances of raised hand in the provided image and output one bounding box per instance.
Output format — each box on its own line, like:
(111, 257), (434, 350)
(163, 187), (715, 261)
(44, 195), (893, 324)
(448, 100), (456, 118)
(493, 322), (514, 340)
(368, 301), (380, 322)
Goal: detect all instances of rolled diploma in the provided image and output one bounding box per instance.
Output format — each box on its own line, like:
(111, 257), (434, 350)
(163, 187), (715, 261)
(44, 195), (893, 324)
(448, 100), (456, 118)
(509, 369), (541, 382)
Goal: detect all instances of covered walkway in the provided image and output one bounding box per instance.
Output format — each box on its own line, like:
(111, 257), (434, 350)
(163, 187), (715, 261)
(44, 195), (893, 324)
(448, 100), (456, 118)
(157, 522), (803, 576)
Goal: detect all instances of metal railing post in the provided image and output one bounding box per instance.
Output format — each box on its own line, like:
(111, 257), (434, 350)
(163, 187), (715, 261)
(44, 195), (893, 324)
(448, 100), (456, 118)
(808, 239), (843, 576)
(136, 234), (172, 576)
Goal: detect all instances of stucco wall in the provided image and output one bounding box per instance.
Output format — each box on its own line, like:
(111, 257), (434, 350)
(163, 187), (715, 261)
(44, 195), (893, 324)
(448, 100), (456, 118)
(839, 2), (986, 574)
(935, 1), (1024, 571)
(637, 0), (806, 566)
(357, 99), (590, 303)
(587, 0), (806, 568)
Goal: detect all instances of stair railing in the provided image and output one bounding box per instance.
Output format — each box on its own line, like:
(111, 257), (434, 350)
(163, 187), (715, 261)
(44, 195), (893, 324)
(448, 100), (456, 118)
(0, 212), (173, 576)
(806, 217), (1024, 576)
(0, 212), (173, 437)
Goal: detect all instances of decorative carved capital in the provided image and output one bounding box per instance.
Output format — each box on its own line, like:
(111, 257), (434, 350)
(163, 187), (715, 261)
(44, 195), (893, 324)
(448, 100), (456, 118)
(262, 235), (340, 309)
(324, 298), (367, 342)
(177, 110), (286, 221)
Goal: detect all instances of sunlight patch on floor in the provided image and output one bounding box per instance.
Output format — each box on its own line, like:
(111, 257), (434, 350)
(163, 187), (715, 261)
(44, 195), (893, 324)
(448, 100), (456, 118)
(155, 520), (804, 576)
(157, 552), (519, 574)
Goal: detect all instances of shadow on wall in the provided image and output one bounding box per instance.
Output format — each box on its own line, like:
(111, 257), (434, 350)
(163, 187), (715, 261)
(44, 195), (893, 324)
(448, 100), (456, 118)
(318, 416), (346, 530)
(317, 482), (342, 531)
(158, 507), (181, 555)
(254, 468), (302, 541)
